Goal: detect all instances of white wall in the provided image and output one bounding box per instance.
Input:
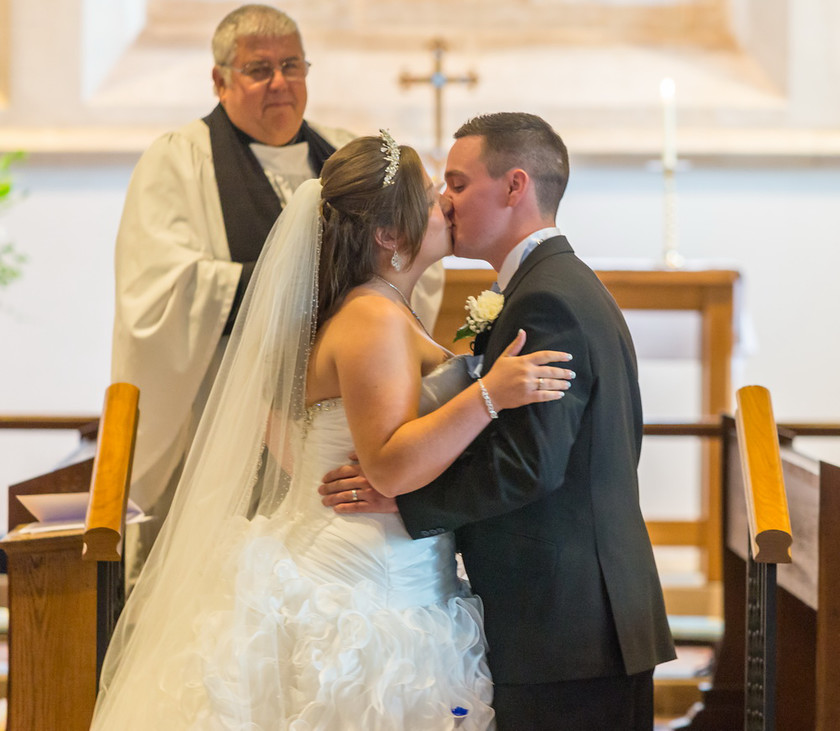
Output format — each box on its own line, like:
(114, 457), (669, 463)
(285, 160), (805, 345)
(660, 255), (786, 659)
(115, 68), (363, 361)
(565, 159), (840, 425)
(2, 0), (840, 543)
(1, 153), (838, 534)
(0, 158), (134, 530)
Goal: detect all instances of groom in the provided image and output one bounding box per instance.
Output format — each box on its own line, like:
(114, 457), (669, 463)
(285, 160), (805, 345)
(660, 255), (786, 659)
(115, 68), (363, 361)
(322, 113), (675, 729)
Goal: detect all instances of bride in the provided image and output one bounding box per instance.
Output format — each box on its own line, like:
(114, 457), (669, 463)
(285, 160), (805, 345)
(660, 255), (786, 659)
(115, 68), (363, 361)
(92, 132), (572, 730)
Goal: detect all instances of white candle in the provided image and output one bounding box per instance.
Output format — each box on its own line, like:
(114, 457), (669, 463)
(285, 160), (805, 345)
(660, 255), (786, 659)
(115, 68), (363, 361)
(660, 77), (677, 171)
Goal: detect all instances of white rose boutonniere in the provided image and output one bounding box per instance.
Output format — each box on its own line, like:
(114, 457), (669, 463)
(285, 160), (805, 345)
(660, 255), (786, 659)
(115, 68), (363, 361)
(454, 289), (504, 343)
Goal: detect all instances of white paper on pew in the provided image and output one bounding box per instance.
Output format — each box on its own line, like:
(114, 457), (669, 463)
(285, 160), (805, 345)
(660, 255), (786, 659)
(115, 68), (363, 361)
(17, 519), (87, 535)
(16, 491), (151, 534)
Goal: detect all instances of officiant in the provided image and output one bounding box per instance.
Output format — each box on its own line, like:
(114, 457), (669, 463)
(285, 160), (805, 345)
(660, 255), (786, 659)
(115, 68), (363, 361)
(111, 3), (444, 585)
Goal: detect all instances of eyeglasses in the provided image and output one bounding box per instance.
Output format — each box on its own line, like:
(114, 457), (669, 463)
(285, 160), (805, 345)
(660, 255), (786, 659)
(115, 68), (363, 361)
(224, 58), (311, 83)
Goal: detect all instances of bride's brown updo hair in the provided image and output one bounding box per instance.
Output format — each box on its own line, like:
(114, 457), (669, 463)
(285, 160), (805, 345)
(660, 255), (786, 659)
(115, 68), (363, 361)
(317, 135), (429, 325)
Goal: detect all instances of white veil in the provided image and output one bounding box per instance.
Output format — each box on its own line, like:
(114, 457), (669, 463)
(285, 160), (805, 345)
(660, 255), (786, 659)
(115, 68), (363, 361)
(92, 178), (323, 727)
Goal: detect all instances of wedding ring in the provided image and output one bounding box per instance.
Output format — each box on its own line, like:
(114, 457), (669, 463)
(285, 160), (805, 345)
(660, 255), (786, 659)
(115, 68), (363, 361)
(351, 489), (359, 502)
(537, 377), (544, 391)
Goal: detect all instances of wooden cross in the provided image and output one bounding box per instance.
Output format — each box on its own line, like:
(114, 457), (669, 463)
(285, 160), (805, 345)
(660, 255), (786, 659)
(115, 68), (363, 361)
(399, 39), (478, 171)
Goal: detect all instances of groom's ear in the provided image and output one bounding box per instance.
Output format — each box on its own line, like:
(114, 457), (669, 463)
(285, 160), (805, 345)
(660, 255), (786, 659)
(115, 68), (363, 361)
(505, 169), (530, 206)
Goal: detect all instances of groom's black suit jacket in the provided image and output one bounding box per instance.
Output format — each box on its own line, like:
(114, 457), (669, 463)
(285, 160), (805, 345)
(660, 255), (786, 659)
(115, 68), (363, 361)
(398, 236), (675, 685)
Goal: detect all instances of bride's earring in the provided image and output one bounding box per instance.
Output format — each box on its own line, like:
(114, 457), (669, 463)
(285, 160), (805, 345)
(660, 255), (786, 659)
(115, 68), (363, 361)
(390, 249), (403, 272)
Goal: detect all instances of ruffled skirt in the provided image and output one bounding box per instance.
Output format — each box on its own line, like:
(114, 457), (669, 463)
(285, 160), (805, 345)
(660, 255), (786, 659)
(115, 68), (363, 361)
(147, 515), (494, 730)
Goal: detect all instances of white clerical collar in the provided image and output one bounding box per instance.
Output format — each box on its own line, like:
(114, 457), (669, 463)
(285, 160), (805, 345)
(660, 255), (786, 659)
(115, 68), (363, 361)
(251, 140), (313, 205)
(496, 227), (562, 291)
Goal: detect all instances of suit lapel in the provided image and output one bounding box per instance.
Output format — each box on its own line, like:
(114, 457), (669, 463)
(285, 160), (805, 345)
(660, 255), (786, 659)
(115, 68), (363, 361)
(478, 236), (573, 365)
(502, 235), (573, 298)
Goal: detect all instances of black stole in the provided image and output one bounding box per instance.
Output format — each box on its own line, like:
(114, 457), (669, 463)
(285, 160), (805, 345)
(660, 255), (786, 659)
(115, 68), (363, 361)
(203, 103), (337, 264)
(202, 104), (337, 330)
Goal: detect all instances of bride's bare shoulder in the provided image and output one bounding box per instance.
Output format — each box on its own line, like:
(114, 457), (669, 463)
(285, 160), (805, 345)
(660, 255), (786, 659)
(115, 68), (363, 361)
(330, 289), (412, 334)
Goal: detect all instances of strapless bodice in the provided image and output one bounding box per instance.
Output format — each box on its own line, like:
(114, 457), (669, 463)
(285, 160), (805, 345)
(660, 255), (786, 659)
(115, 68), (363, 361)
(273, 354), (481, 610)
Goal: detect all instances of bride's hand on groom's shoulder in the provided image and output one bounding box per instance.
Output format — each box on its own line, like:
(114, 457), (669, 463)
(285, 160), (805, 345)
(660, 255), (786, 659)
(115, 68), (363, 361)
(481, 329), (575, 412)
(319, 454), (399, 514)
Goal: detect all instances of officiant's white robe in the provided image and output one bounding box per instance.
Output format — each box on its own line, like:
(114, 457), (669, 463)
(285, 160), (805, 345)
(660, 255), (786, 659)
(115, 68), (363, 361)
(112, 120), (443, 519)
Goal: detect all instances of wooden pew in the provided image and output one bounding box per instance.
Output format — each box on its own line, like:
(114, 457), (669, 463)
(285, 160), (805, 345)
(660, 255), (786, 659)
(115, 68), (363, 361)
(674, 416), (840, 730)
(0, 383), (138, 731)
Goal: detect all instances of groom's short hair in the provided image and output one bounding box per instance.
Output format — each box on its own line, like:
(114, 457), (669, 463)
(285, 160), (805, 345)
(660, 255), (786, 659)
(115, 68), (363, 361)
(454, 112), (569, 217)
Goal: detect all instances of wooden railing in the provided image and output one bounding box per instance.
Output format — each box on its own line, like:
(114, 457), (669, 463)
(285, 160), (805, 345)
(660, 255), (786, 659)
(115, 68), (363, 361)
(83, 384), (139, 561)
(641, 419), (838, 578)
(0, 414), (100, 445)
(736, 387), (793, 564)
(736, 386), (792, 730)
(4, 411), (837, 583)
(0, 416), (98, 429)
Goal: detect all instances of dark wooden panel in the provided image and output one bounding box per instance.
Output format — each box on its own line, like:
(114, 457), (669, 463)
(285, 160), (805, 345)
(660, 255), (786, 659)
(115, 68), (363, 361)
(2, 533), (98, 731)
(817, 461), (840, 729)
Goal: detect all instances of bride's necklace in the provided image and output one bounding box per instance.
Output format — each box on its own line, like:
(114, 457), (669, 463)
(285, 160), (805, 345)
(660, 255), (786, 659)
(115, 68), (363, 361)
(371, 273), (430, 336)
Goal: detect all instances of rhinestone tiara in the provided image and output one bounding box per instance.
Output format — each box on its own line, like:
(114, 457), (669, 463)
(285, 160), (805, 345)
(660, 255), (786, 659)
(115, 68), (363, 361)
(379, 129), (400, 187)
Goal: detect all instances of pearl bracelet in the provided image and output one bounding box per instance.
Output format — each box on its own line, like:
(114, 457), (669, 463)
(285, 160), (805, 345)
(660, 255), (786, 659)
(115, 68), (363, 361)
(477, 378), (499, 419)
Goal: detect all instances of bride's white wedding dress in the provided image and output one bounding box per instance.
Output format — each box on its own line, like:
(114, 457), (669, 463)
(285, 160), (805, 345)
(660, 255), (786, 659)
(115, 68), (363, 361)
(127, 355), (494, 730)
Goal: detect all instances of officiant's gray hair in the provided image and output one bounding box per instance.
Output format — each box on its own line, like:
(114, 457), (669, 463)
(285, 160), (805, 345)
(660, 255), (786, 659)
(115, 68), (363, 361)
(455, 112), (569, 217)
(212, 4), (300, 70)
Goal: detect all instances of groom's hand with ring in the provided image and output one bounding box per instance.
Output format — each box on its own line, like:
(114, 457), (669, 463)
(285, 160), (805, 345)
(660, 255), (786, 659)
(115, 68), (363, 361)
(319, 453), (399, 514)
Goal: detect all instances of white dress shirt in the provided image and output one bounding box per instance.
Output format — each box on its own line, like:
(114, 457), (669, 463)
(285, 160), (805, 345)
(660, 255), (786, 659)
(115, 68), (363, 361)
(496, 227), (563, 291)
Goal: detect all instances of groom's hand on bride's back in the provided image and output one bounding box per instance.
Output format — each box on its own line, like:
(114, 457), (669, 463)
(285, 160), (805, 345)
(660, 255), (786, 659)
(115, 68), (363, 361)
(319, 453), (399, 513)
